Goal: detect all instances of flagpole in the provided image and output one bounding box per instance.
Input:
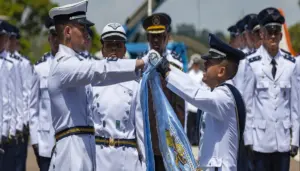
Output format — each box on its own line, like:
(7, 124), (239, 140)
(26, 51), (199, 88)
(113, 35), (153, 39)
(148, 0), (152, 16)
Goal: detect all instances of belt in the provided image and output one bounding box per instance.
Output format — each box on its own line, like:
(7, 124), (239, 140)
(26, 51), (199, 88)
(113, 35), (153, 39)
(55, 126), (95, 142)
(95, 136), (137, 148)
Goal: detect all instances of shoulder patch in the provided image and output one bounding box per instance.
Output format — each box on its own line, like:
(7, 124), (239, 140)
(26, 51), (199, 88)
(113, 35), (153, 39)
(10, 54), (22, 61)
(248, 56), (261, 63)
(57, 56), (64, 62)
(0, 56), (13, 63)
(245, 49), (256, 56)
(283, 55), (295, 63)
(35, 52), (50, 65)
(170, 61), (183, 71)
(281, 49), (291, 56)
(170, 51), (182, 62)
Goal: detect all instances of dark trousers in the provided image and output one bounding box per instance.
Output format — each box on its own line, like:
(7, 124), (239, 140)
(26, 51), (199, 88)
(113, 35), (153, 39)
(33, 144), (51, 171)
(154, 155), (166, 171)
(15, 133), (29, 171)
(253, 151), (290, 171)
(187, 111), (201, 145)
(2, 140), (17, 171)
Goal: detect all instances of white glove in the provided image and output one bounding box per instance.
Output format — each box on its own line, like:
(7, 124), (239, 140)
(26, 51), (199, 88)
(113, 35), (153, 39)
(147, 49), (162, 67)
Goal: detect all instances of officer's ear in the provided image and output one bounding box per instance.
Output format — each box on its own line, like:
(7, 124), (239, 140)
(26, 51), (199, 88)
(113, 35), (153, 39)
(218, 66), (226, 78)
(259, 27), (265, 40)
(64, 25), (72, 40)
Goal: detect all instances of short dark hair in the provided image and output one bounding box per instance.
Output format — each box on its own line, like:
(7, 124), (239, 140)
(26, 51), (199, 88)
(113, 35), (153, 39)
(220, 59), (239, 80)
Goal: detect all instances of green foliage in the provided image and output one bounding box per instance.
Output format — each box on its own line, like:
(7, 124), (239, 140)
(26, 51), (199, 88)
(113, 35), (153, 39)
(289, 23), (300, 54)
(89, 26), (102, 54)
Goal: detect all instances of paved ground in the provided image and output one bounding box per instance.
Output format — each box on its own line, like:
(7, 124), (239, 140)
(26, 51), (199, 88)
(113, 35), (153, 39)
(26, 146), (299, 171)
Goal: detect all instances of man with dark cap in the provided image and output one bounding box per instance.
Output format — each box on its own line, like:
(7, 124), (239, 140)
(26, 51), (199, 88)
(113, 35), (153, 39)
(0, 20), (17, 170)
(227, 25), (240, 49)
(156, 33), (247, 171)
(247, 14), (262, 50)
(243, 14), (259, 53)
(243, 7), (299, 171)
(7, 23), (34, 171)
(47, 0), (151, 170)
(1, 22), (25, 171)
(236, 19), (248, 53)
(31, 16), (57, 171)
(142, 12), (185, 171)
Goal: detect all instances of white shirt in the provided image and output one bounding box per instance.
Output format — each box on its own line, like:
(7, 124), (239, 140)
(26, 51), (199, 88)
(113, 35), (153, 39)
(48, 44), (139, 132)
(166, 66), (239, 171)
(186, 69), (204, 113)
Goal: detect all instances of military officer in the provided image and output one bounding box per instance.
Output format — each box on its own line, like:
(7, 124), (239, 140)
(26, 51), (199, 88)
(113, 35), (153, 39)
(92, 23), (145, 171)
(0, 21), (25, 171)
(243, 14), (258, 53)
(227, 25), (240, 49)
(247, 14), (262, 50)
(48, 1), (150, 170)
(31, 16), (58, 171)
(156, 33), (246, 171)
(142, 13), (185, 171)
(0, 22), (15, 168)
(243, 7), (299, 171)
(236, 19), (248, 53)
(7, 23), (34, 171)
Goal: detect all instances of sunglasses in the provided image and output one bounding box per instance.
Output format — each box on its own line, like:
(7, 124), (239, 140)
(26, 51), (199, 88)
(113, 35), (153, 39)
(265, 25), (282, 36)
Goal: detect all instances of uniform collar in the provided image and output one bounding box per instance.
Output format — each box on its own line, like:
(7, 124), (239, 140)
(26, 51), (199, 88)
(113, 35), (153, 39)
(262, 45), (281, 63)
(58, 44), (77, 57)
(0, 50), (8, 58)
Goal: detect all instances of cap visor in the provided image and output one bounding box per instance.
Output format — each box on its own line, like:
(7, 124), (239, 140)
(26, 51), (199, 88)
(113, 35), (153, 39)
(77, 18), (94, 27)
(201, 54), (211, 60)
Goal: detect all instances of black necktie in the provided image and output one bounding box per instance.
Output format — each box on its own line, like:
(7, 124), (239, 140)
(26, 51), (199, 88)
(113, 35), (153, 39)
(271, 58), (277, 79)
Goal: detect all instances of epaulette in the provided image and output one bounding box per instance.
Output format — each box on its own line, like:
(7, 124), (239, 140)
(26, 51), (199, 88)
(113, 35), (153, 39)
(281, 49), (291, 56)
(35, 52), (51, 65)
(170, 51), (182, 62)
(248, 56), (261, 63)
(10, 53), (22, 61)
(245, 49), (256, 56)
(0, 56), (13, 63)
(169, 62), (183, 71)
(283, 54), (295, 63)
(90, 55), (100, 60)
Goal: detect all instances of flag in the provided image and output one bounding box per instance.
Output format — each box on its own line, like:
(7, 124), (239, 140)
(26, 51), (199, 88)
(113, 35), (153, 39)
(140, 62), (198, 171)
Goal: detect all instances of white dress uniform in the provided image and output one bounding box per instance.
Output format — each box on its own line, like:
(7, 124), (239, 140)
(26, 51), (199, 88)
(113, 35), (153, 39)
(232, 49), (255, 95)
(7, 53), (25, 136)
(166, 66), (239, 171)
(33, 52), (55, 157)
(14, 51), (33, 130)
(0, 56), (14, 142)
(48, 43), (142, 171)
(0, 51), (21, 138)
(186, 69), (204, 113)
(92, 80), (146, 171)
(243, 46), (299, 152)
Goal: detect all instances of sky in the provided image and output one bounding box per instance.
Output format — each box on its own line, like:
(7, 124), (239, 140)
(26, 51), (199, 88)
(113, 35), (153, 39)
(51, 0), (300, 34)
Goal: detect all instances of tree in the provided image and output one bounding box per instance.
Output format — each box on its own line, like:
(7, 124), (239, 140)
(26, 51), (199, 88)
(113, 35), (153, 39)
(288, 23), (300, 54)
(0, 0), (101, 63)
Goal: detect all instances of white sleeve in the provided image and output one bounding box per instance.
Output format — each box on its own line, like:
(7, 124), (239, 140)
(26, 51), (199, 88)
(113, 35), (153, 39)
(243, 61), (256, 146)
(166, 66), (232, 121)
(28, 71), (39, 145)
(133, 84), (146, 167)
(14, 63), (24, 132)
(2, 65), (14, 137)
(53, 57), (139, 88)
(20, 60), (33, 126)
(291, 64), (299, 147)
